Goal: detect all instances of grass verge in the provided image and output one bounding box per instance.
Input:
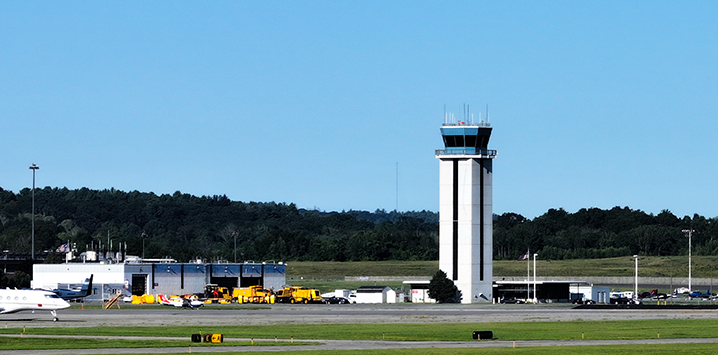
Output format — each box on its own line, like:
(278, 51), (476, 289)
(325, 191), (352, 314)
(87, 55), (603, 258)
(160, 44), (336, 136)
(3, 318), (718, 341)
(286, 256), (718, 278)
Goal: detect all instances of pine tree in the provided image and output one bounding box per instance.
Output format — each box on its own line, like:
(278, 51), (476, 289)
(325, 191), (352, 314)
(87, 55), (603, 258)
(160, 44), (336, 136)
(428, 270), (460, 303)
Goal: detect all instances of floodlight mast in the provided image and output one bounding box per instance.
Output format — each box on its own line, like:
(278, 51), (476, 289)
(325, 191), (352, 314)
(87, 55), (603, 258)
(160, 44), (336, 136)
(682, 229), (694, 291)
(633, 255), (639, 300)
(533, 253), (538, 303)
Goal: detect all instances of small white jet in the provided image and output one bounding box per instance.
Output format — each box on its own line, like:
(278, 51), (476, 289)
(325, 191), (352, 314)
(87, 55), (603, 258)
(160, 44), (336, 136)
(157, 294), (203, 309)
(0, 288), (71, 321)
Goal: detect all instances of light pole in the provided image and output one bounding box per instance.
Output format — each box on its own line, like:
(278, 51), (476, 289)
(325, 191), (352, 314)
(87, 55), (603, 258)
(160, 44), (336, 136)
(233, 231), (238, 263)
(29, 163), (39, 260)
(633, 255), (639, 300)
(682, 229), (694, 292)
(533, 253), (538, 303)
(141, 231), (147, 259)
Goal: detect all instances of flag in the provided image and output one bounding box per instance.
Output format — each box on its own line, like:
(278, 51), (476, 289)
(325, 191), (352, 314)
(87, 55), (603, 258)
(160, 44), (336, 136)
(56, 243), (69, 253)
(518, 250), (529, 261)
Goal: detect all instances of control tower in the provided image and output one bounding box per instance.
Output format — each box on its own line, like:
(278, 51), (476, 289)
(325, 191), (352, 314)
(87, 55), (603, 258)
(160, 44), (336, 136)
(435, 115), (496, 303)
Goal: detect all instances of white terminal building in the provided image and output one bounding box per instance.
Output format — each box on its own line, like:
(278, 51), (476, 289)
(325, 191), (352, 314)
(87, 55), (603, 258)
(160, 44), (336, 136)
(436, 114), (496, 303)
(32, 253), (286, 302)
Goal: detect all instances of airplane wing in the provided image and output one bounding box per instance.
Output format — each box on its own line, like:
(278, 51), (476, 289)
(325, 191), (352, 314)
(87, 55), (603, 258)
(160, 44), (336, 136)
(0, 305), (21, 314)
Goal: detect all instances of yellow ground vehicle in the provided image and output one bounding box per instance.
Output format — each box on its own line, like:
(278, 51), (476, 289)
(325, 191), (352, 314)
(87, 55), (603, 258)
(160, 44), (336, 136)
(204, 284), (232, 304)
(232, 285), (274, 304)
(274, 286), (322, 304)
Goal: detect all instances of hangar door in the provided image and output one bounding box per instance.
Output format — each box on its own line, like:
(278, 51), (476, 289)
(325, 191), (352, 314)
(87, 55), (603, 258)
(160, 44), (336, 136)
(240, 264), (262, 287)
(210, 277), (238, 289)
(131, 274), (147, 296)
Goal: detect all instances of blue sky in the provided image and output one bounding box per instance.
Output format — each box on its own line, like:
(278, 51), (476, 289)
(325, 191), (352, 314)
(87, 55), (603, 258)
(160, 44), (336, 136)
(2, 2), (717, 219)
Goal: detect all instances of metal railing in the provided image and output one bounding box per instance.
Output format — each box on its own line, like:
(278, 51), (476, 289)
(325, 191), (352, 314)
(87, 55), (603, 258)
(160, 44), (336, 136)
(435, 148), (497, 157)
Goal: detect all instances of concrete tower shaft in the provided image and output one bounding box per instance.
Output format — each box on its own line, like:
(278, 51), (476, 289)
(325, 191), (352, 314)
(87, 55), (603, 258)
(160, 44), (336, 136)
(436, 122), (496, 304)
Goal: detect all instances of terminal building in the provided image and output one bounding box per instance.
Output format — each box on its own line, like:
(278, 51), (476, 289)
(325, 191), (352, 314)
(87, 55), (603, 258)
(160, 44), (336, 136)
(32, 257), (286, 302)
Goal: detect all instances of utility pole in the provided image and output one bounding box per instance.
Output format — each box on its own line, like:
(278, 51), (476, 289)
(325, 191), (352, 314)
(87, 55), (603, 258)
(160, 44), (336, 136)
(29, 164), (39, 260)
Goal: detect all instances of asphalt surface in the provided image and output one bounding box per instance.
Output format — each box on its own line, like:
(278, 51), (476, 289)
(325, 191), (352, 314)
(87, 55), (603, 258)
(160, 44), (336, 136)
(4, 303), (718, 327)
(2, 303), (718, 354)
(3, 334), (718, 354)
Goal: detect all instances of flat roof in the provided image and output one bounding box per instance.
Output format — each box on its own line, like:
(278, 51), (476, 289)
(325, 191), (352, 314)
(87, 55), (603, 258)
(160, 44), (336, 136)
(494, 280), (590, 285)
(403, 280), (430, 285)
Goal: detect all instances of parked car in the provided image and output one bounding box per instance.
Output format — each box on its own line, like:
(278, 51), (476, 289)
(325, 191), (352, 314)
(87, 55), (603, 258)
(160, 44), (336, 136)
(499, 297), (525, 304)
(323, 296), (351, 304)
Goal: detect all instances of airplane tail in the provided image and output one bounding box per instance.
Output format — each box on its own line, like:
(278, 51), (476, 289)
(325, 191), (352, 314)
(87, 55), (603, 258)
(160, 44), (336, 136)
(157, 294), (170, 305)
(81, 275), (94, 297)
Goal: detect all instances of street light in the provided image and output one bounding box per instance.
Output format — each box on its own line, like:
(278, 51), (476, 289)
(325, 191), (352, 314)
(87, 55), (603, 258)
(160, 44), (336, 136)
(633, 255), (639, 300)
(682, 229), (694, 292)
(233, 231), (238, 263)
(533, 253), (538, 303)
(29, 163), (39, 260)
(141, 231), (147, 259)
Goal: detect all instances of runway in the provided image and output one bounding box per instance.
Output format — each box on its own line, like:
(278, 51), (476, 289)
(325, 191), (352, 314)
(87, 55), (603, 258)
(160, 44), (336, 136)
(2, 303), (717, 328)
(2, 304), (718, 354)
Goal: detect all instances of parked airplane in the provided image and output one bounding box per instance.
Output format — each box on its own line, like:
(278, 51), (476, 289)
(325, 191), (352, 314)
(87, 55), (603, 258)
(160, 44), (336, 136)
(639, 289), (668, 300)
(0, 288), (70, 321)
(51, 275), (93, 300)
(689, 289), (712, 298)
(157, 294), (203, 309)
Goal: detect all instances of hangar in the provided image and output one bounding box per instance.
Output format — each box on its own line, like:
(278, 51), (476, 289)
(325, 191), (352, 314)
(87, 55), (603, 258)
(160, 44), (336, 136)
(493, 280), (606, 303)
(32, 259), (286, 302)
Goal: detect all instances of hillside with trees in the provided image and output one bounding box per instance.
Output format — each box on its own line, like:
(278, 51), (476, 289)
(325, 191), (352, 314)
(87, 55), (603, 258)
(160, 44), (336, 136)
(494, 207), (716, 260)
(1, 187), (715, 262)
(0, 187), (438, 263)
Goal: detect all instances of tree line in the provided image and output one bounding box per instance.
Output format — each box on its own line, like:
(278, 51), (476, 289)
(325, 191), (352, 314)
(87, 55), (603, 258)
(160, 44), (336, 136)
(1, 187), (715, 262)
(494, 207), (716, 260)
(0, 187), (438, 263)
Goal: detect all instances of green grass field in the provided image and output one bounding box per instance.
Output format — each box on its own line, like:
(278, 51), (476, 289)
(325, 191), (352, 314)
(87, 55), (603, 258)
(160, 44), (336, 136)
(115, 345), (718, 355)
(286, 256), (718, 278)
(2, 320), (718, 354)
(0, 338), (298, 350)
(284, 256), (718, 293)
(4, 319), (718, 341)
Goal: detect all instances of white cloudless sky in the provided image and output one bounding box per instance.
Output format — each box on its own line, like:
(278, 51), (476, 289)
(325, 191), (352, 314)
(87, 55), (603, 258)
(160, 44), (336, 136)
(2, 1), (717, 219)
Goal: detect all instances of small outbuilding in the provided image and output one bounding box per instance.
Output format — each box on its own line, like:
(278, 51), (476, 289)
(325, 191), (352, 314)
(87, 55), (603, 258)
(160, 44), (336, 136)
(570, 283), (611, 303)
(387, 288), (405, 303)
(403, 280), (436, 303)
(354, 285), (391, 303)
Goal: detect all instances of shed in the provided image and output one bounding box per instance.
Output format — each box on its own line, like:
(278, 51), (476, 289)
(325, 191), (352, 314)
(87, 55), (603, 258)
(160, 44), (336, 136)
(387, 288), (405, 303)
(403, 280), (436, 303)
(355, 285), (391, 303)
(569, 284), (611, 303)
